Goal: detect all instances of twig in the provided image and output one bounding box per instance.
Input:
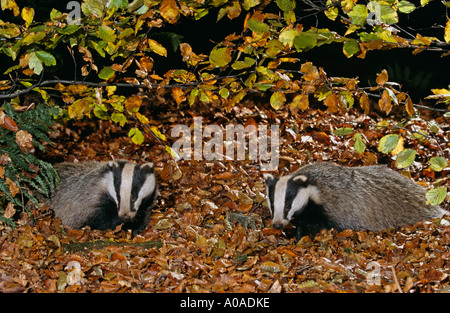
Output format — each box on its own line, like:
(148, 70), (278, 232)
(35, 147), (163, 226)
(390, 266), (403, 293)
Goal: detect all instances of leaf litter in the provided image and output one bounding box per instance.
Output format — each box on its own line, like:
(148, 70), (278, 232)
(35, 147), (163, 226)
(0, 97), (449, 293)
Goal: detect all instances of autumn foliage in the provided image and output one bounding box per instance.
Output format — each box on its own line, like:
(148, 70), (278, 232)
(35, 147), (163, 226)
(0, 0), (449, 293)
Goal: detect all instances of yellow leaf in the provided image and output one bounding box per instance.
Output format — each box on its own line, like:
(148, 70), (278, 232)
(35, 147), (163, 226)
(1, 0), (20, 16)
(445, 19), (450, 43)
(68, 99), (87, 119)
(270, 90), (286, 110)
(209, 47), (232, 67)
(165, 145), (180, 160)
(106, 86), (116, 96)
(431, 88), (450, 95)
(136, 112), (149, 124)
(21, 7), (34, 28)
(391, 136), (404, 155)
(148, 39), (167, 57)
(128, 128), (144, 145)
(150, 126), (166, 141)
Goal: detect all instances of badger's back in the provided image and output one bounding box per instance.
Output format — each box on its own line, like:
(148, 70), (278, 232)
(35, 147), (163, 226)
(51, 161), (112, 228)
(298, 163), (446, 231)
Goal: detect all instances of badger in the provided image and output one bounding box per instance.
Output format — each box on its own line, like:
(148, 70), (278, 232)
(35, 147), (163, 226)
(264, 162), (447, 239)
(50, 160), (157, 234)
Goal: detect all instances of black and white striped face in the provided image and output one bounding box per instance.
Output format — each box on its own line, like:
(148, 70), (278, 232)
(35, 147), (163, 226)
(264, 173), (321, 229)
(103, 161), (157, 222)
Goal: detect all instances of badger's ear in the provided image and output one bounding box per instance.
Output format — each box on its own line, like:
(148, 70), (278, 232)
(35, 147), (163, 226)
(107, 160), (118, 170)
(292, 175), (307, 183)
(262, 173), (274, 182)
(141, 162), (154, 169)
(140, 162), (154, 173)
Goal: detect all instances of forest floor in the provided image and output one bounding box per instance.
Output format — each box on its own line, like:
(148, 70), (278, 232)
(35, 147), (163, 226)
(0, 96), (449, 293)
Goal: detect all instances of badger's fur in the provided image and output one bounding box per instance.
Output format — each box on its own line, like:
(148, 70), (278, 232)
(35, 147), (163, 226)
(51, 160), (157, 234)
(264, 163), (447, 239)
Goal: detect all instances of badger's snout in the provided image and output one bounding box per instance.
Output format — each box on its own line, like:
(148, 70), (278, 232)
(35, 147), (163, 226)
(272, 222), (284, 230)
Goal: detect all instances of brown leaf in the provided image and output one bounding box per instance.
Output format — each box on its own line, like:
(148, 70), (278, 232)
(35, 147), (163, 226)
(124, 95), (143, 112)
(160, 0), (180, 24)
(376, 69), (389, 86)
(301, 62), (320, 82)
(359, 92), (370, 114)
(405, 96), (415, 117)
(3, 203), (16, 219)
(172, 87), (186, 105)
(378, 89), (392, 114)
(5, 177), (19, 197)
(15, 130), (34, 152)
(324, 93), (339, 113)
(0, 111), (19, 132)
(336, 229), (353, 238)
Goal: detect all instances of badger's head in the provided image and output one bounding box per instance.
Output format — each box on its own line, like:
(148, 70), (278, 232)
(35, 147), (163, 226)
(263, 172), (321, 229)
(103, 160), (157, 222)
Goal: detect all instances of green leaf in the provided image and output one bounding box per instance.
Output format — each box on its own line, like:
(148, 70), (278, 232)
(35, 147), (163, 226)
(58, 24), (80, 35)
(397, 0), (415, 13)
(129, 127), (144, 145)
(325, 4), (338, 21)
(395, 149), (416, 169)
(50, 8), (63, 21)
(293, 32), (317, 51)
(255, 83), (273, 91)
(353, 133), (366, 155)
(348, 4), (368, 26)
(219, 88), (229, 99)
(266, 39), (285, 58)
(279, 28), (300, 47)
(28, 52), (43, 75)
(378, 4), (398, 24)
(426, 186), (447, 206)
(35, 51), (56, 66)
(334, 127), (353, 136)
(270, 90), (286, 110)
(377, 134), (399, 154)
(247, 19), (269, 33)
(343, 39), (360, 58)
(231, 57), (255, 70)
(93, 104), (110, 120)
(209, 47), (232, 67)
(429, 156), (447, 172)
(98, 25), (117, 42)
(98, 66), (116, 80)
(276, 0), (296, 12)
(112, 112), (127, 126)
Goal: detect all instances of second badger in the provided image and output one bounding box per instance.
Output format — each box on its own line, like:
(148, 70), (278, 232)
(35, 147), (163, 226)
(51, 160), (157, 234)
(264, 162), (447, 239)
